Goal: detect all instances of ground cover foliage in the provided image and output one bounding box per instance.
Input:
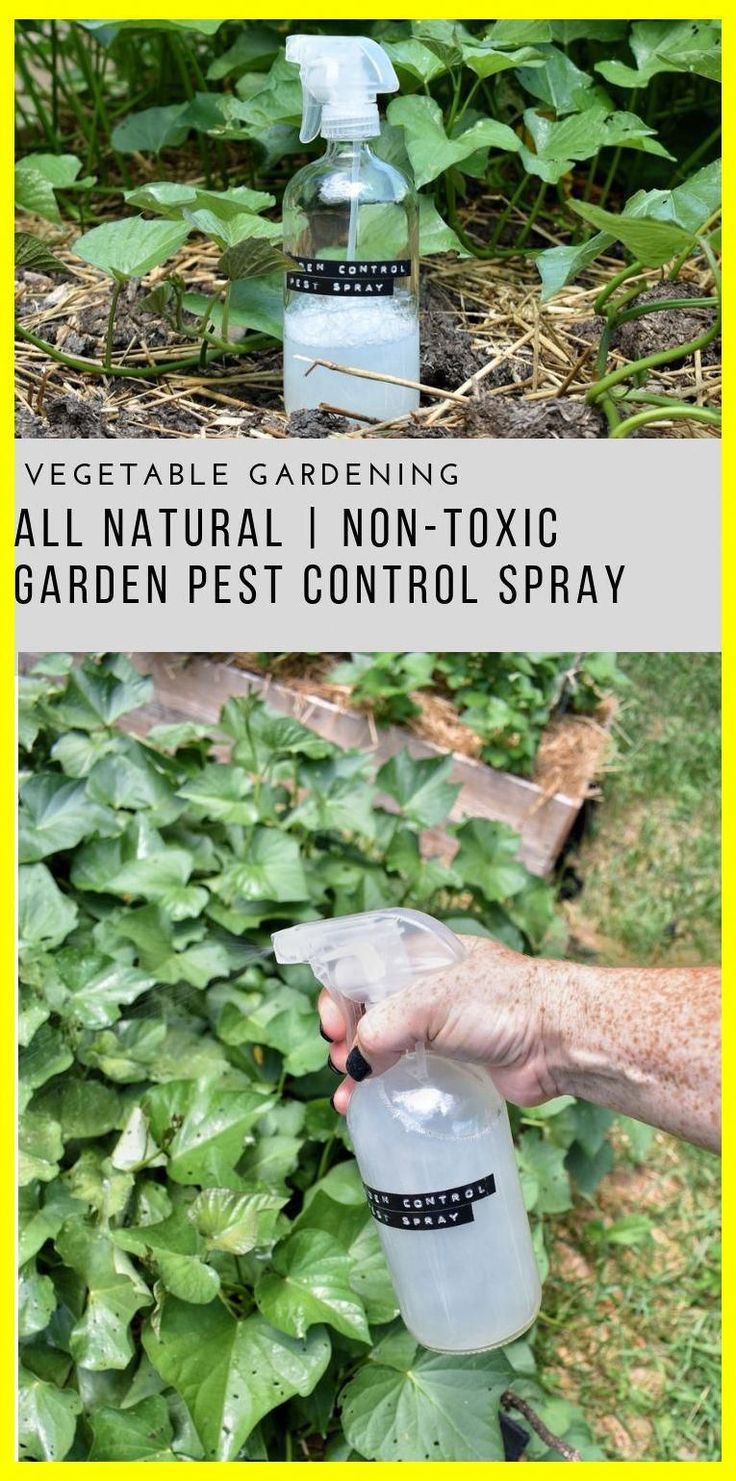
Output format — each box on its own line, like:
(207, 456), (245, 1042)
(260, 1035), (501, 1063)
(15, 19), (721, 438)
(18, 654), (622, 1461)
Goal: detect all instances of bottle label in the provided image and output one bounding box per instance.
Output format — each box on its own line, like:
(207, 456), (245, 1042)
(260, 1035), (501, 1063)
(363, 1172), (496, 1231)
(286, 256), (412, 297)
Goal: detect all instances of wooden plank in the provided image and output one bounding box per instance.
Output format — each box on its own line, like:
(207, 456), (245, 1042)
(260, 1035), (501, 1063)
(125, 655), (580, 877)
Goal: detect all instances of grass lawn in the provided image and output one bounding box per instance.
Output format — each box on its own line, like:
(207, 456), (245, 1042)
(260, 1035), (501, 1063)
(538, 654), (721, 1460)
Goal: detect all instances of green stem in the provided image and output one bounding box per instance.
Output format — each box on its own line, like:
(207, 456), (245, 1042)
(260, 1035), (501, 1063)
(669, 124), (721, 187)
(16, 323), (271, 379)
(598, 146), (622, 211)
(316, 1132), (337, 1182)
(516, 180), (546, 249)
(582, 151), (599, 203)
(453, 72), (483, 127)
(220, 281), (232, 344)
(668, 211), (721, 281)
(594, 260), (645, 317)
(104, 281), (124, 371)
(489, 174), (528, 251)
(15, 45), (56, 147)
(616, 296), (715, 326)
(610, 405), (721, 438)
(587, 294), (721, 404)
(170, 34), (213, 188)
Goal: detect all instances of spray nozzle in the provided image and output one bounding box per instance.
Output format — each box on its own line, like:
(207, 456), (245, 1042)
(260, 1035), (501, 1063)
(285, 34), (399, 143)
(272, 908), (465, 1006)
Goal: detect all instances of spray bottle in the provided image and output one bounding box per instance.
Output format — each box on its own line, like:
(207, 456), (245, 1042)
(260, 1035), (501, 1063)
(282, 36), (420, 422)
(272, 908), (541, 1353)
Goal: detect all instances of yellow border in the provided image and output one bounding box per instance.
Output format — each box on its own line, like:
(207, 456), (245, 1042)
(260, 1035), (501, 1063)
(6, 5), (726, 1476)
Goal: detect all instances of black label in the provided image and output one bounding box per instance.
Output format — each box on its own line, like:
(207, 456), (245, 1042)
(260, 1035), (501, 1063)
(286, 256), (411, 297)
(363, 1172), (496, 1231)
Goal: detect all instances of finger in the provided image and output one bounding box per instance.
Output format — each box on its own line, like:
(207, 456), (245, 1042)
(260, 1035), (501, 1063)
(318, 989), (349, 1046)
(331, 1077), (355, 1115)
(350, 980), (444, 1078)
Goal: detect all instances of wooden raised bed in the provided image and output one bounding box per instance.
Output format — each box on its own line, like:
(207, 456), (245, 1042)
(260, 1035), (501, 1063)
(121, 654), (613, 878)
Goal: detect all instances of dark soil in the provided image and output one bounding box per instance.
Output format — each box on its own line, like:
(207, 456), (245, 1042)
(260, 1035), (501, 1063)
(460, 394), (605, 438)
(611, 280), (720, 364)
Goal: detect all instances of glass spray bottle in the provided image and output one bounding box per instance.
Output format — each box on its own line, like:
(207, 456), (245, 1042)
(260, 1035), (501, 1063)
(272, 908), (542, 1353)
(282, 35), (420, 421)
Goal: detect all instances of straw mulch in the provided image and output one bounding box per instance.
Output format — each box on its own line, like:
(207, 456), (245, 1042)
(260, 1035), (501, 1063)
(15, 220), (721, 441)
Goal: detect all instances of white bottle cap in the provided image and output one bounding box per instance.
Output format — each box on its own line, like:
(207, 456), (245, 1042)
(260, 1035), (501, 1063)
(286, 34), (399, 143)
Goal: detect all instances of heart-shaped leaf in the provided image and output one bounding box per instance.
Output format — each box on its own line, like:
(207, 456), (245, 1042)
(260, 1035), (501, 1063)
(111, 103), (190, 155)
(143, 1077), (273, 1185)
(256, 1230), (371, 1342)
(74, 217), (190, 282)
(143, 1298), (331, 1459)
(19, 1367), (81, 1461)
(388, 95), (519, 189)
(340, 1326), (512, 1459)
(377, 750), (460, 828)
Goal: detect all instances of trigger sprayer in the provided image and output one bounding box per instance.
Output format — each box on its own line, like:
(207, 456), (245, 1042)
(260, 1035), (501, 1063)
(273, 909), (541, 1354)
(285, 34), (399, 147)
(281, 35), (420, 421)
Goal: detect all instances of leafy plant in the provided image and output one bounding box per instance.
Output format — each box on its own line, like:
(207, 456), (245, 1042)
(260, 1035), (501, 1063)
(14, 18), (721, 433)
(18, 654), (613, 1461)
(327, 652), (625, 774)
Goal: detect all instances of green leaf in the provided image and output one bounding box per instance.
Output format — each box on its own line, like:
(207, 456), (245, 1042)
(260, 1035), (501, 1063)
(569, 1100), (615, 1158)
(184, 204), (280, 250)
(127, 179), (275, 221)
(177, 763), (259, 823)
(19, 773), (119, 862)
(19, 1262), (57, 1337)
(15, 231), (68, 274)
(111, 1105), (165, 1172)
(566, 1139), (615, 1197)
(218, 235), (288, 283)
(387, 95), (519, 189)
(35, 1076), (122, 1140)
(224, 982), (324, 1077)
(72, 826), (205, 920)
(256, 1230), (370, 1342)
(569, 199), (694, 266)
(518, 1132), (572, 1214)
(143, 1298), (331, 1459)
(19, 864), (78, 949)
(463, 44), (545, 80)
(18, 1367), (81, 1461)
(486, 20), (552, 46)
(382, 39), (449, 84)
(207, 26), (281, 80)
(188, 1187), (286, 1254)
(74, 217), (190, 282)
(418, 196), (467, 256)
(19, 1109), (64, 1184)
(515, 44), (596, 114)
(16, 154), (89, 222)
(340, 1332), (512, 1459)
(537, 231), (613, 302)
(115, 1209), (221, 1305)
(143, 1077), (274, 1185)
(596, 19), (721, 87)
(55, 1221), (152, 1370)
(88, 1396), (175, 1462)
(111, 103), (190, 154)
(53, 656), (153, 729)
(220, 696), (334, 770)
(211, 827), (310, 904)
(377, 750), (459, 828)
(453, 819), (531, 901)
(19, 1023), (74, 1107)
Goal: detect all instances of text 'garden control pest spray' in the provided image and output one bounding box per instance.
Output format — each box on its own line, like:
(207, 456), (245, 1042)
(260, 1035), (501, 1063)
(272, 908), (541, 1353)
(282, 36), (420, 422)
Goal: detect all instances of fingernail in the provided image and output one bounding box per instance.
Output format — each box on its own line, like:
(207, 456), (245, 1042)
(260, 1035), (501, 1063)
(346, 1047), (372, 1082)
(319, 1025), (333, 1043)
(327, 1056), (341, 1076)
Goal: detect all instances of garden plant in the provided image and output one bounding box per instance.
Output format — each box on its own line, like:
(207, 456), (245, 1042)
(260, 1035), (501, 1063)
(14, 18), (721, 438)
(18, 653), (633, 1462)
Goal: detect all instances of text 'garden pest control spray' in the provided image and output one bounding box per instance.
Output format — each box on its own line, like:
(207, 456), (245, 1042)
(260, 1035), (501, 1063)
(272, 908), (541, 1353)
(282, 36), (420, 422)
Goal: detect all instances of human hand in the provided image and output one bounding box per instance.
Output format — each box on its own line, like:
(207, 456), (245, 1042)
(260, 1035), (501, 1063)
(318, 934), (563, 1114)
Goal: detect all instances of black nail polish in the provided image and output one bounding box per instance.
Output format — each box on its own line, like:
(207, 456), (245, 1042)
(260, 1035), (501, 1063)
(327, 1056), (341, 1076)
(319, 1024), (333, 1043)
(346, 1047), (372, 1082)
(330, 1091), (338, 1112)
